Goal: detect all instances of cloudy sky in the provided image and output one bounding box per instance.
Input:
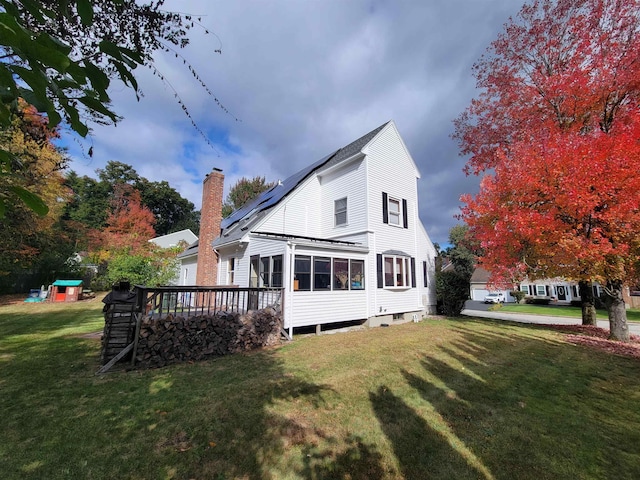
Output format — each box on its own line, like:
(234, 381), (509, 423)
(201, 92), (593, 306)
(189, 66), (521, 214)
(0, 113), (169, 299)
(65, 0), (522, 246)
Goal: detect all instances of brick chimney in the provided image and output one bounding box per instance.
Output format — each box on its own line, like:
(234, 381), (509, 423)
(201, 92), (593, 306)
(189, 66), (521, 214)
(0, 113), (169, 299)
(196, 168), (224, 286)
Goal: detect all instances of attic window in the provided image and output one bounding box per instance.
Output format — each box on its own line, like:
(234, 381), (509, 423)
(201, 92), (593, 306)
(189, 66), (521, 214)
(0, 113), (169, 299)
(334, 197), (347, 226)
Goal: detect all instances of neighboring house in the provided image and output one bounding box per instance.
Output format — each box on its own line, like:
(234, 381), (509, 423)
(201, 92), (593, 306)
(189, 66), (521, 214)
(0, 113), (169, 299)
(150, 229), (198, 285)
(469, 267), (604, 304)
(186, 121), (437, 333)
(149, 229), (198, 249)
(469, 268), (515, 302)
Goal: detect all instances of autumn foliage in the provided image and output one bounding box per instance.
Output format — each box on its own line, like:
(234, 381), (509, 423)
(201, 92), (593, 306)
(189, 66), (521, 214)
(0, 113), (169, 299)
(454, 0), (640, 340)
(88, 184), (156, 262)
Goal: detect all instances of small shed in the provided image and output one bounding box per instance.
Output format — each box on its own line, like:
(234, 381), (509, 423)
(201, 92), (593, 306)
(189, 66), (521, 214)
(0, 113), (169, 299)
(50, 279), (83, 302)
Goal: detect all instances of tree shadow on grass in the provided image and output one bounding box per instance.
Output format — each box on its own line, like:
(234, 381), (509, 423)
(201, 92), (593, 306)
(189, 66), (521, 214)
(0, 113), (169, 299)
(401, 325), (640, 480)
(370, 385), (493, 479)
(0, 308), (388, 480)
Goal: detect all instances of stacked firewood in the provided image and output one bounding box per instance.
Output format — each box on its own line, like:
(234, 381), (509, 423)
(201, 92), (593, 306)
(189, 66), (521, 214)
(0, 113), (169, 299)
(135, 307), (283, 368)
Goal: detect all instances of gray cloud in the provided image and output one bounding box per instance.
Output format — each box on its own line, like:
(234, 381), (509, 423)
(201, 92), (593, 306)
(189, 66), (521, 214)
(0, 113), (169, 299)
(66, 0), (522, 245)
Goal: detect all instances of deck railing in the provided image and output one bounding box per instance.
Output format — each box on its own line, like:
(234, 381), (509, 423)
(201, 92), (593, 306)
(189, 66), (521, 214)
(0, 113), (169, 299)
(133, 285), (283, 318)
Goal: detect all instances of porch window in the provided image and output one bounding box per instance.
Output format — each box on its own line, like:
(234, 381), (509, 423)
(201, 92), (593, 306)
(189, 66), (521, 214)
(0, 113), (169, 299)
(294, 256), (311, 291)
(333, 258), (349, 290)
(314, 257), (331, 290)
(334, 197), (347, 226)
(350, 259), (364, 290)
(272, 255), (283, 287)
(260, 257), (271, 287)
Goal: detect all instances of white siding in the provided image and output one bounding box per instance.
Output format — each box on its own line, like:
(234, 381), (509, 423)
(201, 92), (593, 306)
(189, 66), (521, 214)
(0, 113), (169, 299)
(317, 158), (368, 238)
(364, 123), (429, 316)
(259, 177), (323, 237)
(179, 256), (198, 286)
(289, 245), (369, 327)
(290, 290), (368, 327)
(217, 245), (249, 286)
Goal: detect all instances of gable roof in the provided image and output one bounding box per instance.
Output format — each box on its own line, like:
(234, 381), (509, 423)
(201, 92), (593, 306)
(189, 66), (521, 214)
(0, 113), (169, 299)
(212, 121), (390, 248)
(150, 229), (198, 249)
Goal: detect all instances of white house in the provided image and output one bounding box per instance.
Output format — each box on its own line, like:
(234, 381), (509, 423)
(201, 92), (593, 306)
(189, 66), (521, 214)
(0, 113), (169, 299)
(469, 267), (604, 304)
(185, 121), (437, 334)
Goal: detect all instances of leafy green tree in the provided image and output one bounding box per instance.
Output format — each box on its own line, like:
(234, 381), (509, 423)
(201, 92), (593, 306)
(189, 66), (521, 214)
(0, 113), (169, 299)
(0, 0), (221, 215)
(138, 178), (199, 236)
(435, 225), (478, 316)
(64, 160), (199, 236)
(222, 176), (276, 218)
(63, 171), (110, 230)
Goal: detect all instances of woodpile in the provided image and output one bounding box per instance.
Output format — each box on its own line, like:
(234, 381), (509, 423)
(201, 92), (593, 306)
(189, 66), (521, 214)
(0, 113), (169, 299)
(135, 307), (283, 368)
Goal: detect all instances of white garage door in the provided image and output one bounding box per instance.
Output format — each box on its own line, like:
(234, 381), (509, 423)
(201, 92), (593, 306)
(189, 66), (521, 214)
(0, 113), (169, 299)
(471, 288), (490, 301)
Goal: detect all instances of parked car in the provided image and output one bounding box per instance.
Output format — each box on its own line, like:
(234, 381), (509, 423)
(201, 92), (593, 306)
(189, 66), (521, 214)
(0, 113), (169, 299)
(484, 292), (505, 304)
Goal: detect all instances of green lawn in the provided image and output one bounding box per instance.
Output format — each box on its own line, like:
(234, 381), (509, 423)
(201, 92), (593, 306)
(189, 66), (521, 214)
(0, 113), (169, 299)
(498, 303), (640, 322)
(1, 298), (639, 479)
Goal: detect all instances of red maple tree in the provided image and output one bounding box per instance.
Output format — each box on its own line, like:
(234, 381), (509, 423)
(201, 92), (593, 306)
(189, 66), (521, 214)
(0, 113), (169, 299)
(89, 184), (156, 260)
(454, 0), (640, 341)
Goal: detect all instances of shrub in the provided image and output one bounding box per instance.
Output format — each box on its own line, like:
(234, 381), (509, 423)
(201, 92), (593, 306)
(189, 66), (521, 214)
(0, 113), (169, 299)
(510, 290), (527, 303)
(525, 297), (551, 305)
(436, 270), (469, 316)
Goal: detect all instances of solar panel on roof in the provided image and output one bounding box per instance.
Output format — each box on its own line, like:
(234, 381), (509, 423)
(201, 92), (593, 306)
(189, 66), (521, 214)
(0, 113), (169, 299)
(218, 121), (390, 232)
(220, 149), (339, 230)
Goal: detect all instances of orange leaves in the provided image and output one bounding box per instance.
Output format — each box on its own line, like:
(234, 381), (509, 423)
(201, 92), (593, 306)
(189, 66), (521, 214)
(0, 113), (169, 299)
(457, 0), (640, 286)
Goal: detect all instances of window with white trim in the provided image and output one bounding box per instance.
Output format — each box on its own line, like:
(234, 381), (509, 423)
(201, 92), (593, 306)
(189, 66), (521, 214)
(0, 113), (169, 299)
(228, 258), (235, 285)
(521, 285), (530, 295)
(334, 197), (347, 226)
(294, 256), (311, 291)
(260, 257), (270, 287)
(388, 197), (401, 226)
(294, 255), (365, 292)
(383, 255), (411, 288)
(350, 259), (365, 290)
(314, 257), (331, 290)
(536, 285), (546, 296)
(271, 255), (283, 287)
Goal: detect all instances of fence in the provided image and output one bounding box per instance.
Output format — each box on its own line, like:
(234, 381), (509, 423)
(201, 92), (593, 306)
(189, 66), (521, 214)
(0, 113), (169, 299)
(134, 285), (283, 318)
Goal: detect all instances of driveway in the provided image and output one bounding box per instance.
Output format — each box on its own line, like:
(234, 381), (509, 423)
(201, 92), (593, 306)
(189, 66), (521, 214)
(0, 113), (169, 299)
(462, 300), (640, 336)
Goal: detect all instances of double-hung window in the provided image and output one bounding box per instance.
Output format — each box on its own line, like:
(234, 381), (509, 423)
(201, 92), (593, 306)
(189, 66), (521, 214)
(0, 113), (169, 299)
(382, 192), (408, 228)
(334, 197), (347, 226)
(388, 198), (401, 226)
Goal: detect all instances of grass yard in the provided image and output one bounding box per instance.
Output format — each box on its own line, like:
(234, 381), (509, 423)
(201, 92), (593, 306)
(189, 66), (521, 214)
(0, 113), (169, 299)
(498, 303), (640, 322)
(1, 297), (640, 479)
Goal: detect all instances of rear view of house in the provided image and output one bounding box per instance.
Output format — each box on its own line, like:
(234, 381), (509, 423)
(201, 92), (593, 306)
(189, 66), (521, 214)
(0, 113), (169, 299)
(185, 121), (437, 334)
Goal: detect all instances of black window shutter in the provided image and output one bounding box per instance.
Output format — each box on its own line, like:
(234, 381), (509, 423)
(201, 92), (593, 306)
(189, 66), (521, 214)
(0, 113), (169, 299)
(382, 192), (388, 224)
(423, 260), (428, 287)
(410, 257), (416, 288)
(402, 199), (408, 228)
(377, 254), (383, 288)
